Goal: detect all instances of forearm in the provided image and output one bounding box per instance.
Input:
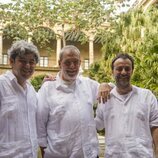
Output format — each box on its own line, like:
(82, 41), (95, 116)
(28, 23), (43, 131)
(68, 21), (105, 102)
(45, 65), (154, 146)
(155, 145), (158, 158)
(151, 127), (158, 158)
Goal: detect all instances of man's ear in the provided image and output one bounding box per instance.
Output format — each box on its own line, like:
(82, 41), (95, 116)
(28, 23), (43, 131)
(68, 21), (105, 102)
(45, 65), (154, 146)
(9, 58), (14, 67)
(9, 58), (15, 68)
(79, 60), (81, 66)
(112, 69), (115, 78)
(112, 69), (114, 74)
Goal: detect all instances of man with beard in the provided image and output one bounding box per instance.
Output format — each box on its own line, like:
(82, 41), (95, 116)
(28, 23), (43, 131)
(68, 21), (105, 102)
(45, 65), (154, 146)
(95, 53), (158, 158)
(0, 40), (39, 158)
(37, 45), (103, 158)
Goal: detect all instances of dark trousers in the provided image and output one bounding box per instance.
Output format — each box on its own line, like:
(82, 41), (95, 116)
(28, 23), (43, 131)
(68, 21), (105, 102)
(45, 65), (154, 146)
(97, 156), (99, 158)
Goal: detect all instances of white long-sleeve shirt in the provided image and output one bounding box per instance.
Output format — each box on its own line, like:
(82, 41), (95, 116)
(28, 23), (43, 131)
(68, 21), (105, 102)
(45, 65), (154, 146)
(37, 74), (99, 158)
(95, 86), (158, 158)
(0, 71), (38, 158)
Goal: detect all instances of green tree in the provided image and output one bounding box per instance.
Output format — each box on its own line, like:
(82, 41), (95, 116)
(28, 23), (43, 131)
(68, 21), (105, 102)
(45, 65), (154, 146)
(31, 74), (45, 91)
(0, 0), (116, 47)
(88, 7), (158, 97)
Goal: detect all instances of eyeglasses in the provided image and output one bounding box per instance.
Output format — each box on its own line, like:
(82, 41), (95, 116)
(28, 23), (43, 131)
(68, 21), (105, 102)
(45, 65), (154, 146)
(63, 60), (80, 67)
(114, 66), (132, 72)
(18, 59), (36, 66)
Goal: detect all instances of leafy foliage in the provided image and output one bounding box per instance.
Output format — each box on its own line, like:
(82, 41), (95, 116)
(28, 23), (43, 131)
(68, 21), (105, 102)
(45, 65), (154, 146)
(65, 30), (88, 44)
(87, 7), (158, 97)
(3, 24), (28, 40)
(0, 0), (130, 47)
(0, 0), (116, 47)
(31, 74), (45, 91)
(32, 27), (56, 49)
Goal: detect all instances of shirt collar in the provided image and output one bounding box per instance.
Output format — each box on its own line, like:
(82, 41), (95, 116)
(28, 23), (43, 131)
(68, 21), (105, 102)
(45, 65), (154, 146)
(111, 85), (138, 98)
(5, 70), (31, 86)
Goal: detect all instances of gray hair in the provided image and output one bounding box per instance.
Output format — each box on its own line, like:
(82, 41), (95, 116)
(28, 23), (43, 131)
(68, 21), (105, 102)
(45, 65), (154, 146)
(7, 40), (40, 63)
(59, 45), (80, 60)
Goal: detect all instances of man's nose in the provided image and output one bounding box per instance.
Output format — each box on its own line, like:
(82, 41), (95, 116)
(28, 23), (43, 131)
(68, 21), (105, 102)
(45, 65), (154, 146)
(69, 62), (75, 68)
(24, 63), (31, 68)
(121, 68), (127, 74)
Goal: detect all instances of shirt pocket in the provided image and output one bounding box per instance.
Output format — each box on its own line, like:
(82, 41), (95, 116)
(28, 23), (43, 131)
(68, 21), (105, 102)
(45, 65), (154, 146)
(134, 104), (148, 136)
(48, 104), (67, 132)
(104, 106), (115, 123)
(0, 95), (18, 117)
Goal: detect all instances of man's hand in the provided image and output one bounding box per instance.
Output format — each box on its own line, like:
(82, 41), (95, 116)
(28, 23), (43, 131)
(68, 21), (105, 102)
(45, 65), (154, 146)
(42, 74), (56, 84)
(97, 83), (113, 103)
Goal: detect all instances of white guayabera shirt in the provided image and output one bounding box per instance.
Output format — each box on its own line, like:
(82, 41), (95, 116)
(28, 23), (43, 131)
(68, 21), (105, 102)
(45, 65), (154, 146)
(0, 71), (38, 158)
(95, 86), (158, 158)
(37, 73), (99, 158)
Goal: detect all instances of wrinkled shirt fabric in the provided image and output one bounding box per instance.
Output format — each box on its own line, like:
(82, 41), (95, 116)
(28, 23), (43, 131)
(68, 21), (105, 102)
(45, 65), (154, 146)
(95, 86), (158, 158)
(37, 74), (99, 158)
(0, 71), (38, 158)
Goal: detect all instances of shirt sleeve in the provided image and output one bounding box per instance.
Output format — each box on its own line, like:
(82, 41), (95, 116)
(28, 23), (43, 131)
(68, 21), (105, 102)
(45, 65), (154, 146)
(36, 83), (50, 147)
(149, 91), (158, 128)
(95, 103), (105, 130)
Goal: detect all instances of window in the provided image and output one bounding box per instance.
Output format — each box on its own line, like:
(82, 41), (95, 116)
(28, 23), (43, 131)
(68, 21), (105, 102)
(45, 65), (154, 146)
(2, 54), (8, 65)
(39, 56), (48, 67)
(84, 59), (89, 69)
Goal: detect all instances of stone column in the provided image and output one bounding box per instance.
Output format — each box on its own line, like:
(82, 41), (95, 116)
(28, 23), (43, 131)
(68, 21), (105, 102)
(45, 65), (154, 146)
(0, 29), (3, 64)
(54, 24), (63, 67)
(89, 36), (94, 65)
(56, 37), (61, 66)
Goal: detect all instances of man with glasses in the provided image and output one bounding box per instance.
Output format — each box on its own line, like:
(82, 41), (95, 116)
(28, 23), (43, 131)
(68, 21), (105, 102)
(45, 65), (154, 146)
(95, 53), (158, 158)
(37, 45), (101, 158)
(0, 40), (40, 158)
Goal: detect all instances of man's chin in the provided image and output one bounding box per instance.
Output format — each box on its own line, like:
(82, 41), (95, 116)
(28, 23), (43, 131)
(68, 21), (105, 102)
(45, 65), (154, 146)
(67, 75), (77, 81)
(68, 77), (76, 81)
(22, 73), (32, 79)
(117, 80), (130, 87)
(119, 83), (130, 88)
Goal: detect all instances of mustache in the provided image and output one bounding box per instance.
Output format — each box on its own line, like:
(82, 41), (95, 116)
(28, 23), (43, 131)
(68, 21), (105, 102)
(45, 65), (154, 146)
(118, 75), (130, 78)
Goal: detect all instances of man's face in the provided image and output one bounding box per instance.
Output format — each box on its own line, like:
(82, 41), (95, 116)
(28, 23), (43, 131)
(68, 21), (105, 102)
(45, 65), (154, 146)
(59, 50), (81, 82)
(10, 53), (36, 82)
(112, 58), (133, 88)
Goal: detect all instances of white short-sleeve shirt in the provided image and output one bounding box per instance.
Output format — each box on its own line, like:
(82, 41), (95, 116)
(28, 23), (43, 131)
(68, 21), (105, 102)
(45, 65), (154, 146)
(95, 86), (158, 158)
